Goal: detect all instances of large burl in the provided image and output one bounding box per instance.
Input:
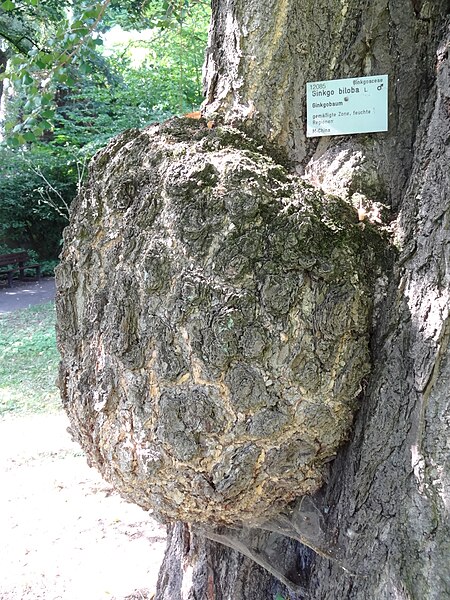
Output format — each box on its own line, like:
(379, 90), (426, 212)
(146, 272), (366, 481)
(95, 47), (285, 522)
(56, 118), (384, 526)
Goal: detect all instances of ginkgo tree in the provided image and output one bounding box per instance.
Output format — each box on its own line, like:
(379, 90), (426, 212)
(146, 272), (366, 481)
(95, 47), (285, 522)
(56, 1), (450, 599)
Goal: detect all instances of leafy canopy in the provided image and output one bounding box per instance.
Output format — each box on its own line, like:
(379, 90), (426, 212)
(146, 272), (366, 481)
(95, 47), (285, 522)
(0, 0), (209, 143)
(0, 0), (209, 260)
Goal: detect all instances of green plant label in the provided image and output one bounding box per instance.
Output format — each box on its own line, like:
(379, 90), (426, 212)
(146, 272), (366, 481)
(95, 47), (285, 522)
(306, 75), (388, 137)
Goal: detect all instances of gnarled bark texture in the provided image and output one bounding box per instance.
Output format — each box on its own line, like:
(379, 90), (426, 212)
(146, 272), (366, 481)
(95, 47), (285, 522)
(56, 0), (450, 598)
(157, 3), (450, 600)
(204, 0), (446, 210)
(308, 29), (450, 600)
(57, 120), (386, 528)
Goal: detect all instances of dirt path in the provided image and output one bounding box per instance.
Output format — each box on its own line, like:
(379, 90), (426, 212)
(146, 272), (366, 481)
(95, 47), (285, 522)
(0, 278), (56, 314)
(0, 412), (166, 600)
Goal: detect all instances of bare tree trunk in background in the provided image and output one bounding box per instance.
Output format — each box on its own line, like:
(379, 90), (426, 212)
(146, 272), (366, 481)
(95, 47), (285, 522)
(0, 43), (8, 137)
(0, 48), (6, 97)
(156, 1), (450, 598)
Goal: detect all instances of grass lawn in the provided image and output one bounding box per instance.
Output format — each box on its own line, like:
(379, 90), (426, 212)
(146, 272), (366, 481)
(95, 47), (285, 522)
(0, 302), (61, 416)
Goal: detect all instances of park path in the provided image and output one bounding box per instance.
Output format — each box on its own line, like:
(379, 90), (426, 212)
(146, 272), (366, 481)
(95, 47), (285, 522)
(0, 278), (56, 314)
(0, 411), (166, 600)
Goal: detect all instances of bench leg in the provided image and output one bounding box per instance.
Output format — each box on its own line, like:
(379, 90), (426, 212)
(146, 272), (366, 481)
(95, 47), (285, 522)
(7, 271), (13, 288)
(16, 265), (41, 282)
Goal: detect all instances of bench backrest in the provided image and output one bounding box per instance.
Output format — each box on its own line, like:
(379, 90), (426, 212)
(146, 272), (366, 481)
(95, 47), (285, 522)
(0, 252), (29, 267)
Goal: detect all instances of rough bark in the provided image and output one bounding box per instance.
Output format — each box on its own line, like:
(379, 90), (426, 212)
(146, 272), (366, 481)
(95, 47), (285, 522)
(308, 28), (450, 600)
(156, 522), (314, 600)
(160, 4), (450, 600)
(56, 1), (450, 598)
(203, 0), (447, 209)
(56, 120), (387, 529)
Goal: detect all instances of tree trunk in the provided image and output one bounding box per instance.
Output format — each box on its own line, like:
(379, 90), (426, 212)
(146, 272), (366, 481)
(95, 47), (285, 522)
(55, 1), (450, 598)
(0, 43), (8, 135)
(308, 29), (450, 599)
(156, 2), (450, 599)
(203, 0), (446, 207)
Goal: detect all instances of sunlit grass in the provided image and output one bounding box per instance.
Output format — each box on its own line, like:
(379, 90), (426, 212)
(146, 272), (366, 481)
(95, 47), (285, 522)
(0, 302), (61, 416)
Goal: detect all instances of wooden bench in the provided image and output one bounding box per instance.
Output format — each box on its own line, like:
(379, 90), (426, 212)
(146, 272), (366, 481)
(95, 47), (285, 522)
(0, 252), (41, 288)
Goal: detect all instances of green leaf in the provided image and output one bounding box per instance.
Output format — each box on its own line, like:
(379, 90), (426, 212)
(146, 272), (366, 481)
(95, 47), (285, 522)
(72, 26), (90, 36)
(23, 131), (37, 142)
(1, 0), (16, 11)
(23, 116), (36, 126)
(79, 62), (93, 75)
(41, 93), (54, 105)
(41, 109), (55, 119)
(32, 126), (44, 137)
(71, 20), (86, 29)
(7, 136), (21, 147)
(84, 6), (102, 19)
(36, 53), (54, 66)
(55, 71), (68, 83)
(21, 73), (34, 85)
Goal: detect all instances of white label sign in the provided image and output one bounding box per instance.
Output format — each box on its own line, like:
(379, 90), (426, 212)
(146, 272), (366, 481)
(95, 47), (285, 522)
(306, 75), (388, 137)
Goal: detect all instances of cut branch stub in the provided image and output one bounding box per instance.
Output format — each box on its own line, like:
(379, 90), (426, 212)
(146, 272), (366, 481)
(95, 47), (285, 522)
(56, 118), (385, 526)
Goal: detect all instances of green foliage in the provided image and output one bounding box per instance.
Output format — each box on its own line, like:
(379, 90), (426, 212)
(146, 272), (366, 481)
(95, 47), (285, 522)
(105, 0), (208, 31)
(36, 258), (59, 276)
(0, 145), (73, 258)
(1, 0), (209, 143)
(50, 13), (209, 154)
(1, 0), (111, 143)
(0, 0), (209, 257)
(0, 302), (60, 415)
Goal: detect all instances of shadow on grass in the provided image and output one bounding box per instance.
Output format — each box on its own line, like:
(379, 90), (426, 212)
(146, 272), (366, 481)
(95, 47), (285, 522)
(0, 301), (61, 416)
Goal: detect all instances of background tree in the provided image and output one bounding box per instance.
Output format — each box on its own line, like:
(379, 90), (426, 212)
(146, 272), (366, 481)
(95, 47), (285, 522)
(0, 0), (209, 261)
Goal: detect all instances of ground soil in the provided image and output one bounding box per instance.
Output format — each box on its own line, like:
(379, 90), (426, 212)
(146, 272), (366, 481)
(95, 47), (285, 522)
(0, 412), (166, 600)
